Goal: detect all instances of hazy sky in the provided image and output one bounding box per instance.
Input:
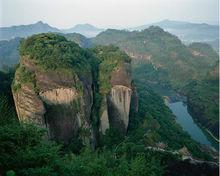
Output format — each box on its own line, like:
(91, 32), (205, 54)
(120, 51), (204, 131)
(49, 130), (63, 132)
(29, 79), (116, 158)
(0, 0), (219, 28)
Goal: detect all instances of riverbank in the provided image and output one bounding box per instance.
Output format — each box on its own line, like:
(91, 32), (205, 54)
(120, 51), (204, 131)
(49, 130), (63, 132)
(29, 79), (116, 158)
(146, 82), (219, 150)
(186, 101), (219, 140)
(205, 129), (219, 143)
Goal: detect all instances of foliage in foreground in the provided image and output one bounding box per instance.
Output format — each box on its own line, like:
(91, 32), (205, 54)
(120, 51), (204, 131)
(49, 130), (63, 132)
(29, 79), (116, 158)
(0, 121), (166, 176)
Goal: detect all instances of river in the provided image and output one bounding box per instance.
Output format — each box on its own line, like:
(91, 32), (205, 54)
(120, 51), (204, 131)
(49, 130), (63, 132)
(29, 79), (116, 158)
(168, 101), (219, 151)
(146, 83), (219, 150)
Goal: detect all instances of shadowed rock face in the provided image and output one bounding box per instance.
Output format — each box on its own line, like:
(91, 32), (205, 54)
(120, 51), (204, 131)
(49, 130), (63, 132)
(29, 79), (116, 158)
(12, 33), (95, 145)
(99, 97), (110, 133)
(12, 34), (136, 146)
(13, 58), (94, 144)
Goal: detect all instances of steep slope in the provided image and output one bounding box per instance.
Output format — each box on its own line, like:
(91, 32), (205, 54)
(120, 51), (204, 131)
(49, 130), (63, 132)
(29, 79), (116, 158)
(12, 34), (94, 144)
(92, 26), (219, 139)
(0, 21), (60, 40)
(92, 46), (136, 134)
(0, 69), (17, 123)
(12, 34), (134, 145)
(180, 62), (219, 138)
(63, 33), (92, 48)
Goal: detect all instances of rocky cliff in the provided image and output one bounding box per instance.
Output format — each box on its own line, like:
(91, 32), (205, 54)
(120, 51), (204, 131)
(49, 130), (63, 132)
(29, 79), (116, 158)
(105, 64), (133, 134)
(93, 46), (136, 134)
(12, 34), (135, 145)
(12, 34), (94, 145)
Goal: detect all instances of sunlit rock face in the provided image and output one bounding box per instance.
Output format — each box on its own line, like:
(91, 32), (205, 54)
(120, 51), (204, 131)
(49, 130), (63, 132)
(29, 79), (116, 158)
(39, 88), (78, 105)
(108, 85), (132, 132)
(13, 84), (46, 126)
(99, 63), (136, 134)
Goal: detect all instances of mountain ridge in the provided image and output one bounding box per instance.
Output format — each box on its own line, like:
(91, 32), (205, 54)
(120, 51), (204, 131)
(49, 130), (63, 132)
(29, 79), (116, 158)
(0, 21), (61, 40)
(62, 24), (104, 37)
(129, 20), (219, 50)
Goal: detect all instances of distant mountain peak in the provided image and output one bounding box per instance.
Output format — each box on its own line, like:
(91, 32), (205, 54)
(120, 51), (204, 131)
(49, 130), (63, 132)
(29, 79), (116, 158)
(36, 21), (44, 25)
(72, 23), (101, 30)
(63, 23), (104, 37)
(77, 23), (95, 27)
(0, 21), (60, 40)
(147, 25), (164, 31)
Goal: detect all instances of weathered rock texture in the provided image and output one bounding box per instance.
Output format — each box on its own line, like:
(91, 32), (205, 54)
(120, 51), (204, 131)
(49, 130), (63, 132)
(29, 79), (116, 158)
(12, 34), (96, 145)
(13, 58), (94, 144)
(99, 97), (110, 134)
(99, 63), (135, 134)
(13, 84), (46, 126)
(39, 88), (78, 104)
(12, 34), (136, 145)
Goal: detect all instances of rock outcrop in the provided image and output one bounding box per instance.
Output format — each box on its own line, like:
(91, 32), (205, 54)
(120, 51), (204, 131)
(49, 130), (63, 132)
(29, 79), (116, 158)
(106, 64), (133, 134)
(13, 60), (94, 144)
(13, 84), (46, 126)
(96, 47), (136, 134)
(99, 97), (110, 134)
(12, 34), (94, 145)
(12, 34), (136, 146)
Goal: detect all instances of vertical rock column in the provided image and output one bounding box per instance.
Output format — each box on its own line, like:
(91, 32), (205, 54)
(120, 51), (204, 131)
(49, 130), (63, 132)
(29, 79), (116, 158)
(99, 63), (134, 134)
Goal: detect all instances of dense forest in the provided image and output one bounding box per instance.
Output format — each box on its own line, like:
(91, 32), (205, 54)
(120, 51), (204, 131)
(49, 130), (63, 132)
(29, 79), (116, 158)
(0, 33), (218, 175)
(0, 68), (218, 176)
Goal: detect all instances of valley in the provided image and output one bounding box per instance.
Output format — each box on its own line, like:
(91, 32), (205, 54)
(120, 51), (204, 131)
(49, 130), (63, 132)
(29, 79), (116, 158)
(141, 80), (219, 150)
(0, 22), (218, 175)
(92, 27), (219, 141)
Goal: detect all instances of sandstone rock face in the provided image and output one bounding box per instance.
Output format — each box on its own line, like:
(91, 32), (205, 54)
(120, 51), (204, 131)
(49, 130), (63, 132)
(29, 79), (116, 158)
(99, 97), (110, 134)
(39, 88), (78, 105)
(13, 57), (94, 144)
(12, 35), (136, 146)
(99, 63), (135, 134)
(108, 85), (132, 132)
(13, 84), (46, 126)
(13, 39), (93, 144)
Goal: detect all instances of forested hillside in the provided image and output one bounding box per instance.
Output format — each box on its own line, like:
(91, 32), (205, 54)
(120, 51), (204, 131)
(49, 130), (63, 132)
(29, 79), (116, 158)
(0, 69), (217, 176)
(0, 26), (218, 140)
(0, 38), (21, 69)
(92, 26), (219, 139)
(131, 20), (219, 51)
(0, 34), (218, 176)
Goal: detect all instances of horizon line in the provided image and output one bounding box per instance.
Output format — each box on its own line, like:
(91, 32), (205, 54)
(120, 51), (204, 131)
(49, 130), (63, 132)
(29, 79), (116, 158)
(0, 19), (219, 29)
